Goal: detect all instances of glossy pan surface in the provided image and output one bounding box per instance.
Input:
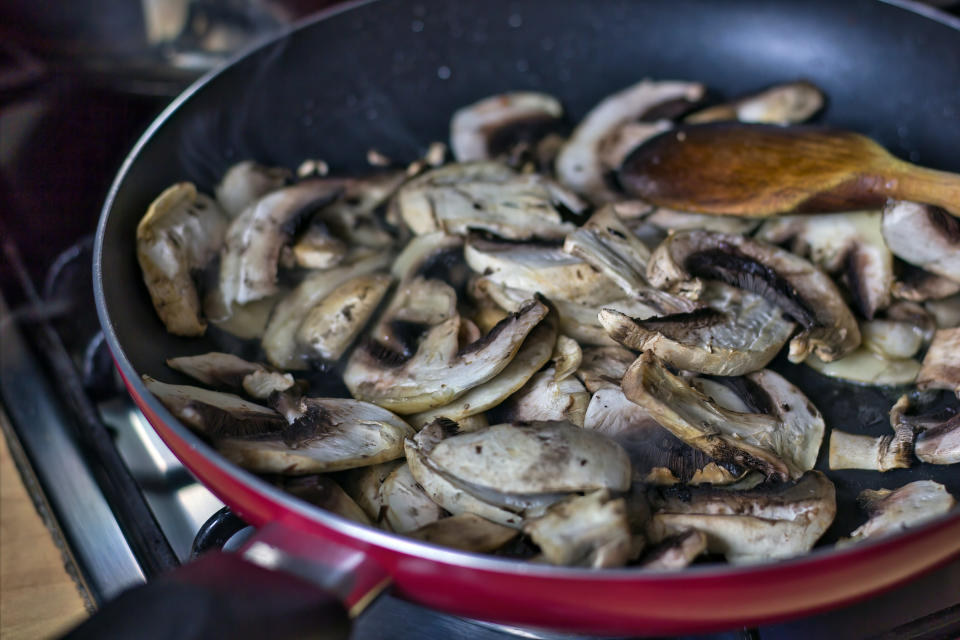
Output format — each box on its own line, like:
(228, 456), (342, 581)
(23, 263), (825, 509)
(96, 0), (960, 634)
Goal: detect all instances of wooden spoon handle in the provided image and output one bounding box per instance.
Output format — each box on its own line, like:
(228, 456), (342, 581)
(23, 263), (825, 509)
(887, 163), (960, 217)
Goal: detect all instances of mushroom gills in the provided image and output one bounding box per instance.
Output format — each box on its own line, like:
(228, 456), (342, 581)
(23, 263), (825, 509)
(843, 481), (956, 544)
(450, 92), (565, 163)
(646, 471), (836, 564)
(136, 183), (228, 336)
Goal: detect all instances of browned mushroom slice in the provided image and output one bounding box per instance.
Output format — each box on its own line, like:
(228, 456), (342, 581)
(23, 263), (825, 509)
(498, 367), (590, 427)
(137, 183), (228, 336)
(639, 529), (708, 570)
(261, 253), (393, 370)
(882, 201), (960, 284)
(450, 92), (564, 163)
(290, 223), (348, 269)
(216, 396), (414, 475)
(214, 160), (290, 219)
(218, 179), (344, 309)
(892, 263), (960, 302)
(890, 394), (960, 466)
(756, 211), (892, 319)
(575, 345), (637, 392)
(647, 230), (860, 362)
(646, 471), (836, 564)
(563, 205), (701, 313)
(395, 162), (578, 240)
(406, 514), (519, 553)
(523, 490), (632, 568)
(555, 79), (705, 203)
(281, 476), (372, 526)
(685, 81), (824, 125)
(465, 235), (624, 306)
(599, 284), (794, 376)
(166, 352), (294, 400)
(843, 481), (956, 545)
(378, 463), (445, 533)
(917, 328), (960, 396)
(622, 353), (825, 481)
(344, 295), (548, 414)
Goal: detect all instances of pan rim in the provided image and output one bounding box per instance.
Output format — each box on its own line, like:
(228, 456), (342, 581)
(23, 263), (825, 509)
(94, 0), (960, 583)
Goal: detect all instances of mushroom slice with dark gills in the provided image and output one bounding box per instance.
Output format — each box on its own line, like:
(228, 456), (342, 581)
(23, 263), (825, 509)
(450, 92), (564, 163)
(599, 282), (795, 376)
(646, 471), (836, 564)
(407, 514), (519, 554)
(756, 210), (893, 319)
(214, 160), (291, 219)
(842, 481), (956, 545)
(280, 476), (372, 526)
(498, 367), (590, 427)
(685, 81), (825, 125)
(622, 352), (826, 481)
(917, 328), (960, 396)
(405, 420), (631, 528)
(890, 394), (960, 466)
(563, 205), (701, 314)
(218, 178), (345, 310)
(647, 230), (860, 362)
(465, 235), (624, 306)
(166, 352), (294, 400)
(390, 231), (465, 283)
(639, 529), (708, 570)
(136, 183), (228, 336)
(407, 309), (558, 428)
(523, 490), (633, 568)
(378, 463), (445, 533)
(882, 201), (960, 284)
(261, 252), (393, 370)
(395, 162), (578, 240)
(555, 79), (706, 203)
(344, 290), (549, 414)
(216, 395), (414, 475)
(892, 262), (960, 302)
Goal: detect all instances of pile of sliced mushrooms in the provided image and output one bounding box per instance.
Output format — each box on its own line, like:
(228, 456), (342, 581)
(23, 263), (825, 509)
(137, 78), (959, 569)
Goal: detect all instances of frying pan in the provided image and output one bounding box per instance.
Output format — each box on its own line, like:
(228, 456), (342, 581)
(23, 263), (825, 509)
(88, 0), (960, 636)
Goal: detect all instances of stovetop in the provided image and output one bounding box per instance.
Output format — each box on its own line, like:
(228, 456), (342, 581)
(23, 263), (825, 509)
(2, 17), (960, 640)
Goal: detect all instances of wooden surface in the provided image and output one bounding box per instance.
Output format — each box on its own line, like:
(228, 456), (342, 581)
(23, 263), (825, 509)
(1, 407), (89, 639)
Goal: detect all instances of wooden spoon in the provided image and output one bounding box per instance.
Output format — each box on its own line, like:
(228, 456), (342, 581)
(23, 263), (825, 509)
(619, 123), (960, 218)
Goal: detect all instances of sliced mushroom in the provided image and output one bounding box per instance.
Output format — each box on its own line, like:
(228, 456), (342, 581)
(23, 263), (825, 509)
(523, 490), (632, 568)
(321, 172), (406, 250)
(218, 179), (344, 309)
(217, 396), (414, 475)
(860, 319), (925, 360)
(204, 289), (283, 340)
(647, 230), (861, 362)
(340, 460), (404, 522)
(390, 232), (465, 282)
(639, 529), (708, 570)
(643, 207), (759, 235)
(281, 476), (372, 526)
(575, 345), (637, 392)
(828, 426), (914, 472)
(646, 471), (836, 564)
(599, 283), (795, 376)
(551, 335), (581, 381)
(755, 210), (892, 319)
(379, 463), (445, 533)
(406, 513), (518, 553)
(890, 394), (960, 466)
(685, 81), (824, 125)
(917, 328), (960, 396)
(882, 201), (960, 284)
(136, 183), (228, 336)
(926, 294), (960, 329)
(143, 375), (286, 437)
(499, 367), (590, 427)
(214, 160), (290, 219)
(465, 235), (624, 306)
(344, 296), (548, 414)
(408, 309), (558, 428)
(892, 263), (960, 302)
(622, 352), (825, 481)
(563, 205), (700, 313)
(166, 352), (294, 400)
(261, 253), (393, 370)
(395, 162), (578, 240)
(595, 120), (674, 181)
(844, 481), (956, 544)
(450, 92), (564, 163)
(805, 347), (921, 387)
(555, 79), (705, 203)
(290, 222), (348, 269)
(294, 272), (394, 362)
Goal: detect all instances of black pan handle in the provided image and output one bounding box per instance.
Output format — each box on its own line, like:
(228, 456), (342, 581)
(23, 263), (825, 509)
(61, 522), (390, 640)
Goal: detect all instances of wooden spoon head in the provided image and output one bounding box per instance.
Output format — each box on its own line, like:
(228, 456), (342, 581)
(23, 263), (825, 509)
(618, 123), (896, 216)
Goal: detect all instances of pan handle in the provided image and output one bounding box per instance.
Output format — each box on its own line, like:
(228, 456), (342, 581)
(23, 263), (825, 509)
(61, 523), (390, 640)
